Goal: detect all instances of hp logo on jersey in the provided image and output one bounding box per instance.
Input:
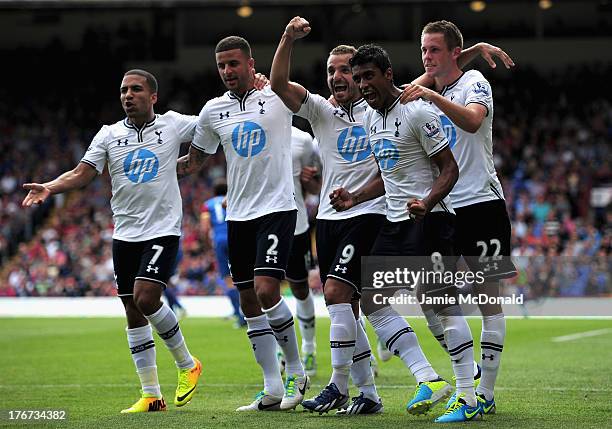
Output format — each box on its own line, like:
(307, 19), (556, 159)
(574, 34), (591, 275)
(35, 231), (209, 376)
(440, 115), (457, 149)
(337, 126), (371, 163)
(123, 149), (159, 183)
(232, 121), (266, 157)
(371, 139), (399, 170)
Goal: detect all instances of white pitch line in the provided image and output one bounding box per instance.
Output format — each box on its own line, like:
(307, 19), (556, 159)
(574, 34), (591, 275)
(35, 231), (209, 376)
(551, 328), (612, 343)
(0, 383), (610, 392)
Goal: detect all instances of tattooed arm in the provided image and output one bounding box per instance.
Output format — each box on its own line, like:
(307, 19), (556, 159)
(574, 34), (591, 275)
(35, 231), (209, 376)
(177, 145), (211, 179)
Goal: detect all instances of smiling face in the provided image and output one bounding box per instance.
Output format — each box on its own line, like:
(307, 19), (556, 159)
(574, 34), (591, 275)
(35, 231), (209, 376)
(216, 48), (255, 95)
(327, 53), (359, 105)
(351, 62), (393, 111)
(421, 32), (460, 79)
(120, 74), (157, 123)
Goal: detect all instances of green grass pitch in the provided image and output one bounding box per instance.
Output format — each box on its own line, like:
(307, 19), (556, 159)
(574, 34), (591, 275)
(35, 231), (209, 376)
(1, 317), (611, 428)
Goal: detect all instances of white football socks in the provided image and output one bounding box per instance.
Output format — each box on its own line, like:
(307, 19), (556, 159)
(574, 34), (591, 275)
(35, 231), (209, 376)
(264, 298), (304, 377)
(295, 290), (316, 355)
(478, 313), (506, 401)
(368, 306), (438, 383)
(145, 303), (194, 369)
(351, 317), (378, 401)
(126, 324), (160, 398)
(437, 305), (476, 407)
(327, 303), (356, 395)
(246, 314), (284, 397)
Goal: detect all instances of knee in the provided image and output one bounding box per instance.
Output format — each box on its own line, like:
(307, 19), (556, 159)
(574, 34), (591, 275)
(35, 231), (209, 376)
(122, 297), (141, 318)
(133, 289), (160, 316)
(290, 281), (309, 300)
(324, 281), (353, 305)
(254, 278), (280, 309)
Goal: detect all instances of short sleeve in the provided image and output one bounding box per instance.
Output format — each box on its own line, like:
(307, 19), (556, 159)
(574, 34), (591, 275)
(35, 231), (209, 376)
(296, 91), (325, 123)
(81, 126), (110, 174)
(192, 103), (220, 154)
(409, 103), (449, 157)
(464, 73), (493, 117)
(167, 111), (198, 142)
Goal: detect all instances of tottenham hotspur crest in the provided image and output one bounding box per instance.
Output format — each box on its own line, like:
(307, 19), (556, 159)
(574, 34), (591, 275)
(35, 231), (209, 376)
(394, 118), (401, 137)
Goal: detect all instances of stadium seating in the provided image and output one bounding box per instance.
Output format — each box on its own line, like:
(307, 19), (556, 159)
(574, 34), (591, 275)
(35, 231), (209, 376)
(1, 57), (609, 297)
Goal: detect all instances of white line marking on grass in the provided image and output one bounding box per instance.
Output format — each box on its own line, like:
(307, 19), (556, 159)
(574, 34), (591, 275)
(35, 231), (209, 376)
(551, 328), (612, 342)
(1, 383), (611, 392)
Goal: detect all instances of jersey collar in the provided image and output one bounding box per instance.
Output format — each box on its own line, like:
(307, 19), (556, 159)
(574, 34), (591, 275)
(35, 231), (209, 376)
(376, 95), (401, 117)
(339, 97), (366, 122)
(228, 88), (257, 111)
(123, 114), (157, 131)
(439, 71), (464, 96)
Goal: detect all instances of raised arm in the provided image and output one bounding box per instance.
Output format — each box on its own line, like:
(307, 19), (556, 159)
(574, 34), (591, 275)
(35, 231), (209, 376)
(177, 145), (211, 179)
(270, 16), (311, 112)
(458, 42), (515, 70)
(409, 42), (515, 88)
(330, 171), (385, 212)
(22, 162), (98, 207)
(407, 148), (458, 220)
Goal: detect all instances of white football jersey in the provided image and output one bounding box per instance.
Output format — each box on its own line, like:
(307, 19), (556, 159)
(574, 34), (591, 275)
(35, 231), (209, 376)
(81, 111), (196, 241)
(297, 92), (386, 220)
(291, 126), (316, 235)
(192, 86), (296, 221)
(431, 70), (504, 207)
(364, 97), (454, 222)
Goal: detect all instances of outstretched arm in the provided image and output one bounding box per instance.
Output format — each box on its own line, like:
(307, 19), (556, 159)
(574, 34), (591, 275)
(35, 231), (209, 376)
(409, 42), (515, 88)
(270, 16), (311, 112)
(458, 42), (515, 70)
(22, 162), (98, 207)
(177, 145), (211, 179)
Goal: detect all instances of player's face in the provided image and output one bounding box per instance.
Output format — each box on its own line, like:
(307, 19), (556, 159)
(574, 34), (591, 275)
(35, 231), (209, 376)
(352, 63), (393, 111)
(421, 32), (459, 78)
(327, 53), (359, 105)
(120, 74), (157, 120)
(216, 49), (255, 95)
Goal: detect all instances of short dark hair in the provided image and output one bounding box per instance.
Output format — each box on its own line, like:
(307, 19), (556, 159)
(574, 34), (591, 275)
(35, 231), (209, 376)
(213, 178), (227, 196)
(349, 44), (392, 74)
(422, 20), (464, 50)
(124, 69), (158, 93)
(329, 44), (357, 56)
(215, 36), (252, 57)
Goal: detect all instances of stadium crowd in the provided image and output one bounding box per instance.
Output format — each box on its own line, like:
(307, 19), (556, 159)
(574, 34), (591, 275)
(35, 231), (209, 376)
(1, 46), (610, 297)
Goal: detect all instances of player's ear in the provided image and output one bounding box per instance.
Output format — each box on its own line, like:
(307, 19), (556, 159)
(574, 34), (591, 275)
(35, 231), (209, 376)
(248, 57), (255, 70)
(151, 92), (158, 105)
(452, 46), (461, 60)
(385, 67), (393, 82)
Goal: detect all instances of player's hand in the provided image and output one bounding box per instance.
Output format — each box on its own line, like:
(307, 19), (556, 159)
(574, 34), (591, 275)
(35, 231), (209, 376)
(330, 187), (355, 212)
(400, 83), (436, 104)
(327, 94), (339, 107)
(22, 183), (51, 207)
(407, 198), (429, 221)
(253, 70), (269, 90)
(221, 197), (228, 209)
(284, 16), (311, 40)
(300, 166), (318, 185)
(475, 42), (515, 69)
